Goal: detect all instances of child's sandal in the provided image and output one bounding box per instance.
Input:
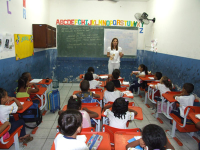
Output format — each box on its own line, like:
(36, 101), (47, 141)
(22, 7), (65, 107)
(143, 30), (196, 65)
(23, 136), (33, 144)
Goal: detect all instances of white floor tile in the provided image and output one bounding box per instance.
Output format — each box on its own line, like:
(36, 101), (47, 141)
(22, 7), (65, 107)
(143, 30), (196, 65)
(42, 139), (54, 150)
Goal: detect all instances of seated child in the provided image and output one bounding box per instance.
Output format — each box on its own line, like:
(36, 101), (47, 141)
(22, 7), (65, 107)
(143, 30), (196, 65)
(0, 88), (33, 144)
(107, 70), (121, 88)
(171, 83), (195, 120)
(151, 76), (172, 101)
(54, 109), (89, 150)
(154, 72), (162, 81)
(87, 67), (99, 80)
(84, 72), (100, 89)
(0, 121), (10, 134)
(16, 76), (39, 98)
(129, 64), (148, 93)
(103, 97), (138, 129)
(58, 95), (99, 128)
(21, 72), (32, 82)
(104, 81), (122, 104)
(126, 124), (174, 150)
(76, 80), (100, 103)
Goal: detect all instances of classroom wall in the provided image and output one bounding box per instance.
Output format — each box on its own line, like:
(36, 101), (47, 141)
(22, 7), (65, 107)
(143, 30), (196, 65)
(137, 0), (200, 97)
(0, 0), (57, 96)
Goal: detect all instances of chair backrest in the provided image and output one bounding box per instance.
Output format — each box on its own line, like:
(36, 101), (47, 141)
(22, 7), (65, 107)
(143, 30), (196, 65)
(102, 124), (141, 144)
(90, 88), (103, 92)
(81, 127), (95, 132)
(82, 102), (100, 107)
(116, 87), (127, 91)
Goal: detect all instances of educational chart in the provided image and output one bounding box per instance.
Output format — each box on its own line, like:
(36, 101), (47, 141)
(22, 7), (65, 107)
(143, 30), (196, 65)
(104, 29), (138, 56)
(14, 34), (34, 60)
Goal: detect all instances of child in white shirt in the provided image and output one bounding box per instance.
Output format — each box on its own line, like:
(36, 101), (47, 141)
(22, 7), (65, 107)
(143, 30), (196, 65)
(152, 76), (172, 101)
(171, 83), (195, 120)
(126, 124), (175, 150)
(129, 64), (148, 93)
(0, 88), (33, 143)
(104, 81), (122, 104)
(84, 72), (100, 89)
(54, 109), (88, 150)
(87, 67), (99, 80)
(103, 97), (137, 129)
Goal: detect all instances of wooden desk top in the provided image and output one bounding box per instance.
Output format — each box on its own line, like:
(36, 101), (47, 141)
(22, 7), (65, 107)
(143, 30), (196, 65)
(162, 91), (182, 103)
(62, 105), (102, 120)
(114, 131), (141, 150)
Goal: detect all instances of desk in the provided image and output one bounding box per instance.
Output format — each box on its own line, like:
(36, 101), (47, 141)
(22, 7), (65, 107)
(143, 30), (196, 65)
(189, 113), (200, 124)
(6, 101), (33, 113)
(114, 131), (141, 150)
(73, 91), (103, 107)
(31, 87), (47, 110)
(81, 132), (112, 150)
(102, 106), (143, 124)
(62, 105), (102, 132)
(119, 90), (134, 99)
(137, 75), (155, 95)
(145, 82), (160, 105)
(38, 79), (53, 91)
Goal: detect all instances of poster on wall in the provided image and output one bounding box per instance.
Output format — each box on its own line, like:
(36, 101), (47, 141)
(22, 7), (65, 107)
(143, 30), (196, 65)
(3, 34), (14, 51)
(0, 34), (3, 52)
(14, 34), (34, 60)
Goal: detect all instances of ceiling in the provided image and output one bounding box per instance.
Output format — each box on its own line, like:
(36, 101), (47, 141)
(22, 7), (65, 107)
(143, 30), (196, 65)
(85, 0), (149, 2)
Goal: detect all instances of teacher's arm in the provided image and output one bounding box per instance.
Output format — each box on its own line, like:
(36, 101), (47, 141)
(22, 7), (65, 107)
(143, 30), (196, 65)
(119, 52), (124, 58)
(107, 52), (110, 57)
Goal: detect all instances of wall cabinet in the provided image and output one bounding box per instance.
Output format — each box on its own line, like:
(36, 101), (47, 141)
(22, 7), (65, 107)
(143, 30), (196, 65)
(32, 24), (56, 48)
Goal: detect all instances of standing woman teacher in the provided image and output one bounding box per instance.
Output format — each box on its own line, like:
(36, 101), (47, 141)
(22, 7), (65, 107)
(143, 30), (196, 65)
(107, 38), (124, 74)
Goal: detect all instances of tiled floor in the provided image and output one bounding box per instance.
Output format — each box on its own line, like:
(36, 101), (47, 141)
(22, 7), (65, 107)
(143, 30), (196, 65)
(3, 83), (199, 150)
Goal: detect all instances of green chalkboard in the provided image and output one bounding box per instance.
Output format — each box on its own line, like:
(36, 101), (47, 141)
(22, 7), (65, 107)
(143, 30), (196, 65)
(57, 25), (138, 57)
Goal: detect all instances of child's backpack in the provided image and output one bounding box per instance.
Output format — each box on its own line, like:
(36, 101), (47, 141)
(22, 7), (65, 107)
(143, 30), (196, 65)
(47, 89), (60, 113)
(80, 92), (99, 103)
(19, 103), (42, 129)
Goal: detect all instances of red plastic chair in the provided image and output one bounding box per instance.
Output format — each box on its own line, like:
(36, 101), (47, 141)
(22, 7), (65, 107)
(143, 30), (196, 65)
(81, 127), (95, 132)
(90, 88), (103, 92)
(81, 102), (100, 107)
(116, 87), (127, 91)
(167, 106), (200, 146)
(0, 122), (23, 149)
(102, 124), (141, 148)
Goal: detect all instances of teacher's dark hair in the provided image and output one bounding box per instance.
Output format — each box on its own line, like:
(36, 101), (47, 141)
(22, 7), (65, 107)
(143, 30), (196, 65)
(111, 38), (118, 50)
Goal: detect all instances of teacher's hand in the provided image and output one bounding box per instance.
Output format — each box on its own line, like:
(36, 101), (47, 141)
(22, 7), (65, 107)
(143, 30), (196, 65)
(119, 52), (124, 58)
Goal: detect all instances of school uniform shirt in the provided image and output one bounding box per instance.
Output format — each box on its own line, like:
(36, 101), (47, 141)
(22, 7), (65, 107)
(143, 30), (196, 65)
(104, 109), (135, 129)
(89, 80), (100, 89)
(54, 133), (89, 150)
(107, 46), (122, 63)
(79, 110), (91, 128)
(93, 74), (99, 80)
(0, 102), (18, 123)
(111, 79), (121, 88)
(175, 95), (195, 118)
(155, 83), (170, 97)
(104, 90), (122, 103)
(138, 71), (145, 83)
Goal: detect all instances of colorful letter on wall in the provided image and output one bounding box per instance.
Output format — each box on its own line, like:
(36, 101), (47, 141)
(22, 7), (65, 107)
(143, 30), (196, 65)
(7, 1), (11, 14)
(14, 34), (34, 60)
(23, 8), (26, 19)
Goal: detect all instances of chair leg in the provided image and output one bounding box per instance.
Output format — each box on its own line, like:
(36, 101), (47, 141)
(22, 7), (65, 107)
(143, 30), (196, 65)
(14, 133), (20, 150)
(171, 120), (176, 138)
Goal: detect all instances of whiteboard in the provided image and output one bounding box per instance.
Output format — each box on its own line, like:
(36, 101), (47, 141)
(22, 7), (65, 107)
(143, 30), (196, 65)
(104, 29), (138, 56)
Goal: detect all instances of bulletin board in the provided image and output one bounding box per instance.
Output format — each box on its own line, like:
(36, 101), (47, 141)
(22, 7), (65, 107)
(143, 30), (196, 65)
(14, 34), (34, 60)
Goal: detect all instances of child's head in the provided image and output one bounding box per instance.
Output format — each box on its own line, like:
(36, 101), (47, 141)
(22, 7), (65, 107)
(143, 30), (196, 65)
(106, 81), (115, 92)
(84, 72), (93, 81)
(112, 70), (120, 80)
(142, 124), (167, 150)
(58, 109), (82, 136)
(67, 95), (82, 110)
(87, 67), (94, 74)
(160, 76), (172, 90)
(80, 80), (90, 92)
(0, 88), (8, 105)
(154, 72), (162, 80)
(17, 76), (29, 92)
(22, 72), (32, 81)
(113, 69), (120, 76)
(112, 97), (128, 119)
(183, 83), (194, 94)
(138, 64), (148, 75)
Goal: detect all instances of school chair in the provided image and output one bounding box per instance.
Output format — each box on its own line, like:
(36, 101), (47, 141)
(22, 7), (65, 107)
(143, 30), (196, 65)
(81, 102), (100, 107)
(90, 88), (103, 92)
(0, 122), (23, 150)
(81, 127), (95, 132)
(167, 106), (200, 146)
(106, 101), (135, 106)
(102, 124), (141, 149)
(116, 87), (127, 91)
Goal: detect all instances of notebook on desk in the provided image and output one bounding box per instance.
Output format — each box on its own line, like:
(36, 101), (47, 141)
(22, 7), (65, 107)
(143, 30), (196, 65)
(30, 79), (43, 83)
(195, 114), (200, 119)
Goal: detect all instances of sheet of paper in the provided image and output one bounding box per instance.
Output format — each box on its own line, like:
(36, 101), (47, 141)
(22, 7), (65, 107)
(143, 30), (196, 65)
(99, 75), (108, 79)
(122, 81), (129, 85)
(195, 114), (200, 119)
(30, 79), (43, 83)
(20, 102), (24, 105)
(148, 77), (154, 80)
(149, 84), (153, 87)
(122, 91), (133, 96)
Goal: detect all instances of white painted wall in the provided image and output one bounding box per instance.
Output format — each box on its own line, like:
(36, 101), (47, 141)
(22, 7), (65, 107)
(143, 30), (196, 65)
(0, 0), (49, 59)
(48, 0), (147, 50)
(144, 0), (200, 60)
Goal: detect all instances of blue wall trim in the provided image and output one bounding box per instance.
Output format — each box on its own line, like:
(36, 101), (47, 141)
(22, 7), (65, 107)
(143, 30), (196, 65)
(57, 57), (136, 61)
(137, 50), (200, 97)
(0, 49), (57, 96)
